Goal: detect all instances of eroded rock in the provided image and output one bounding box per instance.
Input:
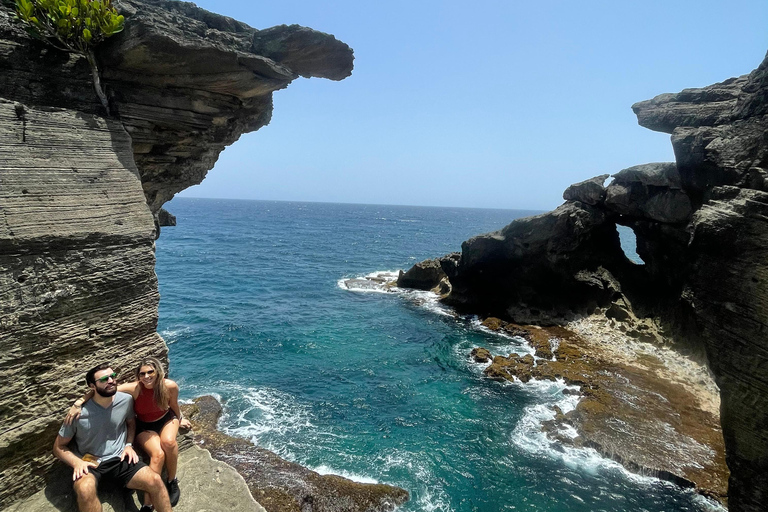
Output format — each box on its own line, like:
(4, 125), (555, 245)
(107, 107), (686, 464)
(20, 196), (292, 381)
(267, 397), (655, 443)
(397, 258), (447, 290)
(562, 174), (609, 205)
(483, 325), (728, 502)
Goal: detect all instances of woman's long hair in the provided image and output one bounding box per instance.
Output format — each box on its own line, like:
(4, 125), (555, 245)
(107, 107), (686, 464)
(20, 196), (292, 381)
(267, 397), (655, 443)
(135, 357), (170, 411)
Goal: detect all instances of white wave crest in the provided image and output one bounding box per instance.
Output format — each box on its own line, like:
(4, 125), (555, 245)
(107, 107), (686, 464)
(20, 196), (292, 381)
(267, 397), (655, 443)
(339, 270), (455, 317)
(312, 465), (380, 484)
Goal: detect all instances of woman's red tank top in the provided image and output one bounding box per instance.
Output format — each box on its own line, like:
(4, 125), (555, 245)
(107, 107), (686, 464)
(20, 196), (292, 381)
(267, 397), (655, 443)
(134, 383), (168, 422)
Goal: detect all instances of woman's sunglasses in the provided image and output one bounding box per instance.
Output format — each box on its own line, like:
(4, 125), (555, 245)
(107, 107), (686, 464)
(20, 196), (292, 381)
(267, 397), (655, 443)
(139, 369), (156, 377)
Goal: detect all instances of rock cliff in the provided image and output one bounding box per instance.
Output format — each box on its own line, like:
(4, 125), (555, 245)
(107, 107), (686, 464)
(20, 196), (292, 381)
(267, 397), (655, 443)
(0, 0), (353, 506)
(400, 51), (768, 511)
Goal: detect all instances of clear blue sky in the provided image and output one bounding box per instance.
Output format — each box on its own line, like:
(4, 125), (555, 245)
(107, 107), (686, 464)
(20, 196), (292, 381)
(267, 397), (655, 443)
(178, 0), (768, 210)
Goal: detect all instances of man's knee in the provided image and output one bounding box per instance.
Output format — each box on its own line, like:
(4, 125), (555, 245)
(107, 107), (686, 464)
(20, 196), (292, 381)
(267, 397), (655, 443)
(160, 436), (177, 452)
(131, 466), (164, 492)
(146, 469), (165, 492)
(73, 475), (97, 499)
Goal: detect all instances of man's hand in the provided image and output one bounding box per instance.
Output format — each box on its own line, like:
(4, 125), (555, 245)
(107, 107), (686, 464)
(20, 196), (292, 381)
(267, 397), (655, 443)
(72, 459), (98, 481)
(121, 444), (139, 464)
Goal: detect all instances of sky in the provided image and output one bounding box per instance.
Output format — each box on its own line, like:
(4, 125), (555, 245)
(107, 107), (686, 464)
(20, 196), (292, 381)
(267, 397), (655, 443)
(178, 0), (768, 211)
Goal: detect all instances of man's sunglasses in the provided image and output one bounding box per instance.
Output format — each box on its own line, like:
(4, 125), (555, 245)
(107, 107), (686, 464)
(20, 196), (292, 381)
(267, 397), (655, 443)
(96, 372), (118, 383)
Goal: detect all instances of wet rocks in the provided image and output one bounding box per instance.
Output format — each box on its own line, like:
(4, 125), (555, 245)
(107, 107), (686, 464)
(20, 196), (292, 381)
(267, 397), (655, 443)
(396, 258), (446, 290)
(478, 324), (728, 502)
(470, 347), (492, 363)
(157, 208), (177, 227)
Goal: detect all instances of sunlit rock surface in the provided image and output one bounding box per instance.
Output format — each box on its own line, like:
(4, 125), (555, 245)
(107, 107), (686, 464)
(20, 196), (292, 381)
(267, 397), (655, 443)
(0, 0), (353, 506)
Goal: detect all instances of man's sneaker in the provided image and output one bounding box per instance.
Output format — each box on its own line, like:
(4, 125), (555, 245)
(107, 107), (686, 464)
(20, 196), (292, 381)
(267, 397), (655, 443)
(167, 478), (180, 507)
(139, 506), (153, 512)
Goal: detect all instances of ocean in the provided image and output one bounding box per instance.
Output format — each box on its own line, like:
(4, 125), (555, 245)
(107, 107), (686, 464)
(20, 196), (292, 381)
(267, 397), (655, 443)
(157, 197), (719, 512)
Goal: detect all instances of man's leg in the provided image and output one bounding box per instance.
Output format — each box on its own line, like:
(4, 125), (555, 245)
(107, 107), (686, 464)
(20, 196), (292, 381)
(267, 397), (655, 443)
(127, 466), (172, 512)
(73, 474), (101, 512)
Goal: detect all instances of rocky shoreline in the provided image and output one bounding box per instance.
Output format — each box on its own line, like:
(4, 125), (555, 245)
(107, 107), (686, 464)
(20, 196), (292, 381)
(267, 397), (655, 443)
(472, 316), (727, 504)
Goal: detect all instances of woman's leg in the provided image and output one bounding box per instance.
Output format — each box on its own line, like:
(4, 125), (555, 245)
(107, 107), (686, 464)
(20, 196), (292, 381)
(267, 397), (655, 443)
(159, 418), (180, 480)
(136, 430), (164, 506)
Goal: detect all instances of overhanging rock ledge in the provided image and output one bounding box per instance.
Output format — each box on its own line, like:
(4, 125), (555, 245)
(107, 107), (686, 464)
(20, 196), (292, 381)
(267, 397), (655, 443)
(0, 0), (353, 506)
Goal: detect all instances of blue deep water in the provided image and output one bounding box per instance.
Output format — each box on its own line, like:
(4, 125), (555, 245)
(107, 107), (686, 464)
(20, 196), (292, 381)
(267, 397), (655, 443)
(157, 198), (717, 512)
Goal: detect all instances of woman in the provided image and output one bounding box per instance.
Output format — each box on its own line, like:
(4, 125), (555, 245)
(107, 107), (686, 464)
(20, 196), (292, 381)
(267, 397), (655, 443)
(67, 357), (191, 511)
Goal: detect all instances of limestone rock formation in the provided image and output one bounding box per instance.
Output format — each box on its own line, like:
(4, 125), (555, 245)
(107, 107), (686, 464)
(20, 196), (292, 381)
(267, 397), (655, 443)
(632, 54), (768, 512)
(440, 200), (638, 324)
(399, 50), (768, 512)
(396, 257), (447, 290)
(0, 0), (353, 507)
(605, 163), (693, 224)
(562, 173), (609, 205)
(157, 208), (177, 227)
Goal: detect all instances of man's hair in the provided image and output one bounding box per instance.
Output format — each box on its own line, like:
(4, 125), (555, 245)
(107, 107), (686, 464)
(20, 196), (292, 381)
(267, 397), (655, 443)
(85, 363), (113, 385)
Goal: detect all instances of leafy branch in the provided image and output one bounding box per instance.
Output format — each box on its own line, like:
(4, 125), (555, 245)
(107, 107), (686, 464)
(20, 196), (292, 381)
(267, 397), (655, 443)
(14, 0), (125, 113)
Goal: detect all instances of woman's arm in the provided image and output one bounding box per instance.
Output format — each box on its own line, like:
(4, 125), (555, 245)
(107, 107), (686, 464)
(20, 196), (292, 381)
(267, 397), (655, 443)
(64, 389), (94, 425)
(167, 380), (191, 429)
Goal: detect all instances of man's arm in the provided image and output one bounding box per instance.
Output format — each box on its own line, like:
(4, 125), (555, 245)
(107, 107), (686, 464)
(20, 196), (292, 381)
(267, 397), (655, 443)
(120, 416), (139, 463)
(52, 435), (97, 481)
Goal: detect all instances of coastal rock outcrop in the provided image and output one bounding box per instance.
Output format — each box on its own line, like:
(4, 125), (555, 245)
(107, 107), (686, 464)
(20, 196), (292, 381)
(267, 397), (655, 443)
(441, 200), (637, 324)
(400, 50), (768, 511)
(477, 321), (728, 501)
(157, 208), (177, 227)
(0, 0), (353, 507)
(562, 174), (609, 205)
(396, 257), (447, 290)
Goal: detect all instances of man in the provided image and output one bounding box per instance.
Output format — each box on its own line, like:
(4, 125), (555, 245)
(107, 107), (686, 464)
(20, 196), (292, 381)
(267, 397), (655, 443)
(53, 364), (172, 512)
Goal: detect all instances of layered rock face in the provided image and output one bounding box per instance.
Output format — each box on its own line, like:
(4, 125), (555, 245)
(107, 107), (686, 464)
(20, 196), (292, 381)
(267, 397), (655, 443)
(0, 0), (352, 506)
(0, 99), (162, 506)
(401, 52), (768, 510)
(632, 57), (768, 511)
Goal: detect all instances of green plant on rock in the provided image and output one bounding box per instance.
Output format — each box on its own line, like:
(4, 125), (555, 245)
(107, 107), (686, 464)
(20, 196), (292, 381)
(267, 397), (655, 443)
(14, 0), (125, 112)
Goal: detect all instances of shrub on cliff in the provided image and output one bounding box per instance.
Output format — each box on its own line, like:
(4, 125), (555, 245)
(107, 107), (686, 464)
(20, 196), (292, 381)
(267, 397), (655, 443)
(12, 0), (124, 112)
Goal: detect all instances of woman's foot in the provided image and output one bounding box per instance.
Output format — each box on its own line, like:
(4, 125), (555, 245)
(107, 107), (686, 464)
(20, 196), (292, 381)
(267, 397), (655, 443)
(166, 478), (180, 507)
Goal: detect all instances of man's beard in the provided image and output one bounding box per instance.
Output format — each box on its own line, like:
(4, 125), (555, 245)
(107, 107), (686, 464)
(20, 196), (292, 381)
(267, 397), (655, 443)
(95, 385), (117, 397)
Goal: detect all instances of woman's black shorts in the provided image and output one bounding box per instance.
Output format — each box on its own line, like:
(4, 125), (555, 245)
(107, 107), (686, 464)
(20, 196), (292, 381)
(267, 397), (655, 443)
(136, 410), (177, 435)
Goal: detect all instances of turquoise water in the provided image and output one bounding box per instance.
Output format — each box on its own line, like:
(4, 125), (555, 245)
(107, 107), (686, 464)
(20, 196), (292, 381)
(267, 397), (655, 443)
(157, 198), (716, 512)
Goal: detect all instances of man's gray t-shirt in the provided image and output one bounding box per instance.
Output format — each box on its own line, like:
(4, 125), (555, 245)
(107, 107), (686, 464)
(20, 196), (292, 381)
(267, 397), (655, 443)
(58, 391), (134, 462)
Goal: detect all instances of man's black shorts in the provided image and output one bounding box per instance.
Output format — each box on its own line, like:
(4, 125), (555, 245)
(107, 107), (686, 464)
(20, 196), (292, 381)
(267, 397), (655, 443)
(88, 457), (147, 487)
